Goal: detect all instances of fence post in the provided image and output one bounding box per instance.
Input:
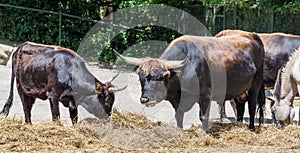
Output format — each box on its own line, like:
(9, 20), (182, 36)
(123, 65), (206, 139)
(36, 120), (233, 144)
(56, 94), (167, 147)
(59, 10), (62, 46)
(270, 8), (274, 32)
(233, 6), (237, 29)
(179, 6), (185, 34)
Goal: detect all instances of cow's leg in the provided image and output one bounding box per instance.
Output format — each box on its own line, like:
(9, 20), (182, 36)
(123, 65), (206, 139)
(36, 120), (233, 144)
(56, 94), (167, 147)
(247, 85), (261, 130)
(248, 96), (256, 130)
(217, 101), (226, 122)
(298, 106), (300, 125)
(199, 95), (211, 134)
(19, 93), (35, 124)
(229, 99), (237, 117)
(296, 86), (300, 125)
(169, 100), (184, 128)
(298, 106), (300, 126)
(49, 96), (60, 122)
(68, 97), (78, 125)
(175, 110), (184, 128)
(235, 98), (245, 122)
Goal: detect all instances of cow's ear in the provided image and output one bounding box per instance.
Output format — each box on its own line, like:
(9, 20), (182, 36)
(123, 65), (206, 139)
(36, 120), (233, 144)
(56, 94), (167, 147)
(170, 69), (182, 78)
(163, 71), (170, 78)
(95, 81), (103, 95)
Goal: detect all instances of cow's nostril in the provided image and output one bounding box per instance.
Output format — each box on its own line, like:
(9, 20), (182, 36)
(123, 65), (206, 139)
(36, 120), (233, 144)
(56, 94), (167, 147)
(140, 97), (149, 104)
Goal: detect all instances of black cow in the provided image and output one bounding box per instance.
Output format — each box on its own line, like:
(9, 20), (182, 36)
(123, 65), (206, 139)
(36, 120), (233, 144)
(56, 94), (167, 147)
(114, 33), (265, 133)
(0, 42), (126, 124)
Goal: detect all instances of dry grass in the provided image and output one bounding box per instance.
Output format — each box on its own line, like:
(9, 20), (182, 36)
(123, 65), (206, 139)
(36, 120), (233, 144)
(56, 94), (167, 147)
(1, 110), (300, 152)
(0, 117), (120, 152)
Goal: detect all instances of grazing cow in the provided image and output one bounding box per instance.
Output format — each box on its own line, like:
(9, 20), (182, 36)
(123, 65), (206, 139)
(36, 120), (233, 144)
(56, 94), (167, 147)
(0, 42), (126, 124)
(215, 29), (300, 121)
(268, 48), (300, 127)
(114, 33), (265, 133)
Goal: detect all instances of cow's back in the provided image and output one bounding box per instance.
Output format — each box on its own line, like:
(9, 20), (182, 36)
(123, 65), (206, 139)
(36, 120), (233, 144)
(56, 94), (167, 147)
(216, 30), (300, 88)
(160, 34), (264, 100)
(14, 42), (80, 100)
(259, 33), (300, 87)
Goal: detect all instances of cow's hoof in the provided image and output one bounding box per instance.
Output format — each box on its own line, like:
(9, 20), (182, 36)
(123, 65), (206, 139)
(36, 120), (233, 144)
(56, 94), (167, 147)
(276, 123), (284, 129)
(220, 117), (231, 123)
(0, 109), (9, 117)
(205, 129), (212, 135)
(248, 125), (255, 131)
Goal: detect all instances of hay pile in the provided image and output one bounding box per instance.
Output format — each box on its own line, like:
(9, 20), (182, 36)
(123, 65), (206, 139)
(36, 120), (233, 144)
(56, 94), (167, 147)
(0, 118), (119, 152)
(1, 110), (300, 152)
(81, 110), (181, 150)
(81, 109), (300, 152)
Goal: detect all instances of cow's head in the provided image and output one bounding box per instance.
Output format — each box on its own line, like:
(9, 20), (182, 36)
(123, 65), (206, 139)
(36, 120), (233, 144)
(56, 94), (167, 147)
(95, 72), (126, 115)
(268, 96), (295, 127)
(113, 50), (186, 107)
(267, 69), (295, 127)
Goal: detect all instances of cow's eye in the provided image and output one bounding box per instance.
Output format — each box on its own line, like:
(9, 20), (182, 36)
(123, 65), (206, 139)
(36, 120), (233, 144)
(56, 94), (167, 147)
(155, 74), (164, 81)
(138, 73), (146, 82)
(146, 75), (152, 81)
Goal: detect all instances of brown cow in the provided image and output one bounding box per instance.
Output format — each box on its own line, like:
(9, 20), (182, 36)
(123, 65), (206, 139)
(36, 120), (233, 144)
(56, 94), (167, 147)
(216, 29), (300, 88)
(215, 29), (300, 122)
(114, 33), (265, 133)
(0, 42), (126, 124)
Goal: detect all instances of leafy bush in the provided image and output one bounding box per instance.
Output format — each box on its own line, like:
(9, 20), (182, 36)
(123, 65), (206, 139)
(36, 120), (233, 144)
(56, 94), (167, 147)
(0, 0), (300, 64)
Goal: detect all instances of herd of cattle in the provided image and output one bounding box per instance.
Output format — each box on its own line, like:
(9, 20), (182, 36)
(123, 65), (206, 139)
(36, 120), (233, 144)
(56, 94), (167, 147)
(0, 29), (300, 134)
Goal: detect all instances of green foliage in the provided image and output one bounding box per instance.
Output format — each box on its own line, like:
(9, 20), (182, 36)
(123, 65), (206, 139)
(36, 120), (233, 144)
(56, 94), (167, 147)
(0, 0), (103, 50)
(0, 0), (300, 65)
(276, 1), (300, 14)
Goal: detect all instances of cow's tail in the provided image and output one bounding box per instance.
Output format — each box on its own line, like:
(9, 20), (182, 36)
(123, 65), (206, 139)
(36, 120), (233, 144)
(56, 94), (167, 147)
(257, 82), (266, 126)
(0, 50), (17, 117)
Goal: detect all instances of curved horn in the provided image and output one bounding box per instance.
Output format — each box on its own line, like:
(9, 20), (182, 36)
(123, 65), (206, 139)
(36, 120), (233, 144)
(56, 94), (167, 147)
(165, 57), (188, 69)
(108, 85), (127, 93)
(107, 71), (120, 83)
(112, 49), (143, 66)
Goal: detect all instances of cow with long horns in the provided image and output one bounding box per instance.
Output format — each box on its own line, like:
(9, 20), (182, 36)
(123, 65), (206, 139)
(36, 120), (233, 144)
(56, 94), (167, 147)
(0, 42), (126, 124)
(114, 33), (265, 133)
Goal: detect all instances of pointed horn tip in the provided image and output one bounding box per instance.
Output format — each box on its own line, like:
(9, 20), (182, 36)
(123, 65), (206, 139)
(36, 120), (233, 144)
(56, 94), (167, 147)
(108, 71), (120, 83)
(166, 57), (188, 69)
(111, 50), (142, 66)
(109, 85), (127, 93)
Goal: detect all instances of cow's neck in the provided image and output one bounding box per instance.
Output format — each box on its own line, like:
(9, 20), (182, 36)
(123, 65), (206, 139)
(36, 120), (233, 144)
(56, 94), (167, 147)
(279, 50), (300, 105)
(72, 74), (98, 97)
(165, 77), (181, 109)
(280, 78), (296, 105)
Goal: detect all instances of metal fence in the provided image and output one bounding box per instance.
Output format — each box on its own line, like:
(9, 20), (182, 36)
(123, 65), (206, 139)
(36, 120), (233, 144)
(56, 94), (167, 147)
(0, 3), (300, 50)
(223, 6), (300, 34)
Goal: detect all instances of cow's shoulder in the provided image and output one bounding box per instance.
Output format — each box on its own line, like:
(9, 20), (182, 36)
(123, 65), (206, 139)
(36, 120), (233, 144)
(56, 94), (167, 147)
(215, 29), (249, 37)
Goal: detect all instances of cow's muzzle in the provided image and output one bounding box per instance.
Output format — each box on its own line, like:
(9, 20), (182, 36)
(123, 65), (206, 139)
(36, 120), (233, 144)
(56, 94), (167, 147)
(140, 97), (158, 107)
(140, 97), (149, 104)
